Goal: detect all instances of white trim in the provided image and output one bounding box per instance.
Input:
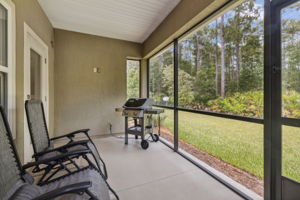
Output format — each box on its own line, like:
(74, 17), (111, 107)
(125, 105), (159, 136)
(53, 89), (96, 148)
(24, 23), (49, 123)
(0, 65), (9, 72)
(24, 23), (49, 163)
(0, 0), (16, 139)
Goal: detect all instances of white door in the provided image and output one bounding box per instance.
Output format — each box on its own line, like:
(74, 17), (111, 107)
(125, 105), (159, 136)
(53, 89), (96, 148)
(24, 23), (49, 163)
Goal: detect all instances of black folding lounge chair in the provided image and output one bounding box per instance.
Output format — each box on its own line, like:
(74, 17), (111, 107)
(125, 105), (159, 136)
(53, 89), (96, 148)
(25, 100), (108, 184)
(0, 105), (117, 200)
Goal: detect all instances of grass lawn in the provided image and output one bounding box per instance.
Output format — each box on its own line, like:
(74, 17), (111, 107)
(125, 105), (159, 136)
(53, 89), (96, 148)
(162, 109), (300, 182)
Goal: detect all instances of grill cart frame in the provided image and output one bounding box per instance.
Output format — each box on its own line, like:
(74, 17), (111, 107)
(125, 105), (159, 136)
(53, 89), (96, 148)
(119, 98), (164, 149)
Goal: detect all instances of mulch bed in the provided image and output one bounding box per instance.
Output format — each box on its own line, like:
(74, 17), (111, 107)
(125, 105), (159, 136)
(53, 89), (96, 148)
(157, 127), (264, 196)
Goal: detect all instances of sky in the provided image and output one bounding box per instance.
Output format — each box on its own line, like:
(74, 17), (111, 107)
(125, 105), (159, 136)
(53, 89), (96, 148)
(282, 2), (300, 20)
(253, 0), (300, 20)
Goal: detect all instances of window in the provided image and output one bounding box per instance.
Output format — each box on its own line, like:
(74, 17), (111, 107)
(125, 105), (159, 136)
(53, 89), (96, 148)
(177, 0), (265, 195)
(0, 3), (8, 112)
(149, 45), (174, 106)
(126, 60), (140, 99)
(153, 107), (174, 145)
(0, 0), (15, 137)
(149, 46), (175, 143)
(148, 0), (265, 196)
(0, 72), (7, 112)
(178, 111), (264, 195)
(281, 1), (300, 183)
(178, 0), (264, 118)
(0, 3), (7, 67)
(281, 1), (300, 119)
(146, 0), (300, 198)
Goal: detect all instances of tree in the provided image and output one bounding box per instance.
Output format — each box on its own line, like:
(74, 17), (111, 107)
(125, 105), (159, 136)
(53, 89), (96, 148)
(220, 14), (226, 98)
(193, 66), (216, 104)
(215, 19), (219, 96)
(221, 0), (263, 95)
(158, 0), (267, 117)
(149, 47), (174, 105)
(127, 61), (139, 98)
(282, 18), (300, 93)
(161, 64), (174, 103)
(178, 69), (195, 106)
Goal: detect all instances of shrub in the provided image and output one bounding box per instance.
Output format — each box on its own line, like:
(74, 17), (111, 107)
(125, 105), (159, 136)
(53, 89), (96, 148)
(207, 91), (264, 118)
(153, 90), (300, 119)
(282, 90), (300, 118)
(193, 69), (216, 104)
(207, 90), (300, 118)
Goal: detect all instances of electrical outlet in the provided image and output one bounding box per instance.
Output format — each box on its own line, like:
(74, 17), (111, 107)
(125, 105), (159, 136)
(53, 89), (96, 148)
(108, 122), (113, 134)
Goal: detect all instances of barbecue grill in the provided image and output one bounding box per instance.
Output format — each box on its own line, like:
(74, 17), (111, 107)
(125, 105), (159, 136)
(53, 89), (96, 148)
(118, 98), (164, 149)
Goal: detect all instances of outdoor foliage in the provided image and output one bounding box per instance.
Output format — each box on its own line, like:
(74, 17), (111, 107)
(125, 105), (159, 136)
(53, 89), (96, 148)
(159, 110), (300, 183)
(208, 91), (263, 117)
(282, 91), (300, 118)
(149, 48), (174, 106)
(149, 0), (300, 188)
(127, 60), (139, 99)
(149, 0), (300, 119)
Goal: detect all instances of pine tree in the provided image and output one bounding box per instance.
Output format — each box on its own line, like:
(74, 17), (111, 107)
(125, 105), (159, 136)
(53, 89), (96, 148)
(220, 15), (226, 98)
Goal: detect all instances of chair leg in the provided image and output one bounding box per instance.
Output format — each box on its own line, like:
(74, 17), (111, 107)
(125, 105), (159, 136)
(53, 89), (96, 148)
(85, 190), (99, 200)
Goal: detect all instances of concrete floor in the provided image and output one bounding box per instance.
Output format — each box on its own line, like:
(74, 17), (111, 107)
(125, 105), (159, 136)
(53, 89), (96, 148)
(93, 136), (244, 200)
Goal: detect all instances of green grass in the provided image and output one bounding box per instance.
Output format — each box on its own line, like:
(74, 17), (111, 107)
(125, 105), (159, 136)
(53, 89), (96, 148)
(161, 109), (300, 182)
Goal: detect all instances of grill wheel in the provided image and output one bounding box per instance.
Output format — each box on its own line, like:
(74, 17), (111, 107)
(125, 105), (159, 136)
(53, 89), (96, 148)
(152, 134), (159, 142)
(141, 140), (149, 149)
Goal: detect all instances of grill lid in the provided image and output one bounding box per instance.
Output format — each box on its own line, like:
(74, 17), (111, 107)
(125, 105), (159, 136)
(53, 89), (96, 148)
(123, 98), (154, 109)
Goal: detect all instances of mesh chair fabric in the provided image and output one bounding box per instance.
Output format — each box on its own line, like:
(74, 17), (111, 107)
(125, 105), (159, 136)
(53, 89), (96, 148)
(26, 100), (49, 153)
(11, 169), (110, 200)
(43, 168), (110, 200)
(9, 182), (42, 200)
(87, 141), (107, 173)
(26, 100), (106, 175)
(1, 104), (112, 200)
(0, 111), (23, 200)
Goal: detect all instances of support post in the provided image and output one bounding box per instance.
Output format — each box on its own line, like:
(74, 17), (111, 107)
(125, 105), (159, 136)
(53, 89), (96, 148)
(264, 1), (282, 199)
(174, 39), (179, 151)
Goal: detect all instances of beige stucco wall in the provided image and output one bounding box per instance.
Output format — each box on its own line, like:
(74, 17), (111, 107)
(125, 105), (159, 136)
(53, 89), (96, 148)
(12, 0), (54, 162)
(142, 0), (229, 58)
(54, 29), (142, 136)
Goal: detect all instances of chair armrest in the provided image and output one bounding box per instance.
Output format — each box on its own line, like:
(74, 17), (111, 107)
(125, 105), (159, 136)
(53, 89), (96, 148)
(33, 140), (90, 158)
(33, 182), (92, 200)
(51, 129), (90, 141)
(23, 149), (91, 170)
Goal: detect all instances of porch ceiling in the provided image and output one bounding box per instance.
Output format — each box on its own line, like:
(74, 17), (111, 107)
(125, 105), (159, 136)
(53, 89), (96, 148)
(38, 0), (181, 43)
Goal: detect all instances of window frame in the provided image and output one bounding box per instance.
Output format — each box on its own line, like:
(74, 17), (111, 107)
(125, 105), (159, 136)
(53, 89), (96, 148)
(147, 0), (300, 199)
(0, 0), (16, 138)
(147, 38), (261, 200)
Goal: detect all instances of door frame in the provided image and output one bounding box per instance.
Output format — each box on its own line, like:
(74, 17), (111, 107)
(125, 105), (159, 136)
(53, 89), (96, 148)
(23, 23), (49, 163)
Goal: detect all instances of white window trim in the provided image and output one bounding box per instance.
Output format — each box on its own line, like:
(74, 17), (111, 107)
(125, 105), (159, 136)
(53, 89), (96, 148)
(0, 0), (16, 139)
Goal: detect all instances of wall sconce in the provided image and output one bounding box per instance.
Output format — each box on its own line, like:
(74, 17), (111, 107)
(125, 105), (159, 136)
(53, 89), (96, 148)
(93, 67), (101, 73)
